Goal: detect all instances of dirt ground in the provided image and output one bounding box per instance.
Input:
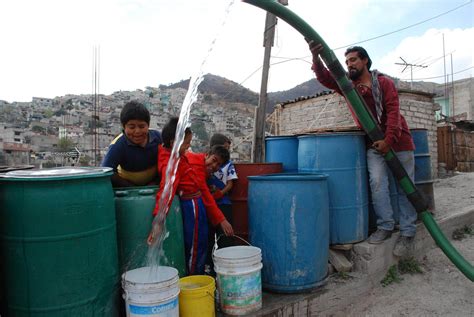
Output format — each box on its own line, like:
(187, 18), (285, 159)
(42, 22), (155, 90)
(339, 172), (474, 316)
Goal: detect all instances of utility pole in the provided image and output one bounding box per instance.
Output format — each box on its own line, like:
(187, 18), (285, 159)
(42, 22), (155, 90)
(395, 57), (427, 90)
(450, 53), (455, 117)
(252, 0), (287, 163)
(442, 33), (448, 116)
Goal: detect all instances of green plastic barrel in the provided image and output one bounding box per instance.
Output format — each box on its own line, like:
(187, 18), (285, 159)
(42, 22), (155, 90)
(0, 167), (119, 317)
(114, 186), (186, 277)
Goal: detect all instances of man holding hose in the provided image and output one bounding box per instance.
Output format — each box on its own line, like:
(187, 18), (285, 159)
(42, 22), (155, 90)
(308, 42), (417, 256)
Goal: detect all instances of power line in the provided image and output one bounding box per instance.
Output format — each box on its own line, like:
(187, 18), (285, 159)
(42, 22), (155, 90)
(399, 65), (473, 81)
(332, 0), (472, 51)
(228, 0), (472, 94)
(279, 1), (472, 61)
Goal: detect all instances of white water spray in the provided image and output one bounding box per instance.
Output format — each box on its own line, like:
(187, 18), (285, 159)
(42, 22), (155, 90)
(146, 0), (236, 275)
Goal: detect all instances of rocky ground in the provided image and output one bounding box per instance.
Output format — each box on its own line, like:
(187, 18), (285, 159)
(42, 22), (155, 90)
(338, 172), (474, 316)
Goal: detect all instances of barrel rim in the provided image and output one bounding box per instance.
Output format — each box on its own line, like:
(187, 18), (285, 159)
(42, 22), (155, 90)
(248, 173), (328, 181)
(0, 167), (113, 181)
(114, 185), (159, 191)
(122, 266), (179, 285)
(265, 135), (298, 140)
(297, 131), (366, 138)
(179, 275), (215, 295)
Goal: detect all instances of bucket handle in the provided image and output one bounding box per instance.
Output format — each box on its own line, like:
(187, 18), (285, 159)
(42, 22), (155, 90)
(212, 234), (251, 255)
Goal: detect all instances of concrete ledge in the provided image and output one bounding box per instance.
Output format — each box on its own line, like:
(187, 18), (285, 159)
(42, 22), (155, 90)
(352, 207), (474, 275)
(224, 207), (474, 317)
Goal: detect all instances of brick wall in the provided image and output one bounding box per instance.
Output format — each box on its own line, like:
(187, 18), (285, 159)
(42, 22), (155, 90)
(277, 89), (438, 178)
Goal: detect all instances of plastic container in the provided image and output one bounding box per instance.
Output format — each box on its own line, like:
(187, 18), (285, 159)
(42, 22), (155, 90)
(248, 173), (329, 293)
(114, 186), (186, 276)
(179, 275), (215, 317)
(265, 135), (299, 172)
(230, 163), (283, 242)
(411, 128), (435, 211)
(213, 246), (263, 315)
(298, 132), (369, 244)
(122, 266), (179, 317)
(0, 167), (119, 316)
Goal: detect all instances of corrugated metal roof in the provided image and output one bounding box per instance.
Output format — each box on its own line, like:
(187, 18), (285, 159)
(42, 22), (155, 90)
(278, 90), (335, 107)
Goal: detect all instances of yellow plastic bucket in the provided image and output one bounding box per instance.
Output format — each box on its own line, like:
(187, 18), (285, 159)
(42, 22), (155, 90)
(179, 275), (215, 317)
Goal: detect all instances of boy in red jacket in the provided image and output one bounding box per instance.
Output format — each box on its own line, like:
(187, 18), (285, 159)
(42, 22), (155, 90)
(150, 117), (233, 275)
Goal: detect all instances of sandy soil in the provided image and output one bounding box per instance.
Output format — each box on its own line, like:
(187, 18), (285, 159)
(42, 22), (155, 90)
(339, 172), (474, 316)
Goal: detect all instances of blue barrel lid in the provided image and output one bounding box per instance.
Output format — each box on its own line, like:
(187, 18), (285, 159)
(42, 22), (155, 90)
(0, 167), (113, 181)
(248, 172), (328, 181)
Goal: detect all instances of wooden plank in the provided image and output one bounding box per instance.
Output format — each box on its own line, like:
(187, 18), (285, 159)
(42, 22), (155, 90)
(328, 249), (353, 272)
(330, 244), (353, 251)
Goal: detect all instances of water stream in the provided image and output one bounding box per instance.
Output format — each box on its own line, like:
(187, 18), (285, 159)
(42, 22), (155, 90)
(145, 0), (236, 278)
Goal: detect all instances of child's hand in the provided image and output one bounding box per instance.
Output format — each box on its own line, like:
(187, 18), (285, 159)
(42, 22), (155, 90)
(147, 220), (164, 246)
(147, 231), (155, 245)
(219, 220), (234, 236)
(212, 190), (224, 200)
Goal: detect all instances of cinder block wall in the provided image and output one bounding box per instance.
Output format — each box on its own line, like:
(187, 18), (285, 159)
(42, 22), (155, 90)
(278, 89), (438, 178)
(279, 93), (354, 135)
(398, 90), (438, 178)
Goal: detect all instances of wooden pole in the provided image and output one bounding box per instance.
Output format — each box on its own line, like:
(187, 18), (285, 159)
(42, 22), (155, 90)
(251, 11), (276, 163)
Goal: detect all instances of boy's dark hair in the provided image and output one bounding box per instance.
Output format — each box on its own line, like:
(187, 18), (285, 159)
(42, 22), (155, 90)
(209, 145), (230, 164)
(162, 117), (192, 148)
(120, 101), (150, 126)
(210, 133), (231, 147)
(345, 46), (372, 70)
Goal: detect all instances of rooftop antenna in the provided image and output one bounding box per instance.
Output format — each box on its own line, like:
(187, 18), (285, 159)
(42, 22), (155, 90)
(395, 57), (427, 90)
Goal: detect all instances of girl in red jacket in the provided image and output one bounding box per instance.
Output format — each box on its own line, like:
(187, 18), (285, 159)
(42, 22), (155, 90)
(150, 117), (233, 275)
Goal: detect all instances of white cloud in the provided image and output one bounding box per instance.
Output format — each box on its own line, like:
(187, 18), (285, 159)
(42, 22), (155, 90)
(378, 28), (473, 83)
(0, 0), (471, 102)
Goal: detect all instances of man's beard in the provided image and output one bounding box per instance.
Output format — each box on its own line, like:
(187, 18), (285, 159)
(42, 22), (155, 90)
(348, 68), (363, 80)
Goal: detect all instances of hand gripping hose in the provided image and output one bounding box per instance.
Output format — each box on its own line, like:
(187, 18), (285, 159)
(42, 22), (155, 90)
(243, 0), (474, 281)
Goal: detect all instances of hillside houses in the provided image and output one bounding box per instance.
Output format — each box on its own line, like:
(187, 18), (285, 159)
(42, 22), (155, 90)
(0, 85), (256, 167)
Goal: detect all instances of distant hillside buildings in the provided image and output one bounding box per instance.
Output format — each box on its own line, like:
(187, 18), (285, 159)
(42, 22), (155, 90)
(0, 86), (255, 167)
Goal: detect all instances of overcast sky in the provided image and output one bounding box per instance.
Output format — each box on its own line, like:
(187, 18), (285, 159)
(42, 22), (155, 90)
(0, 0), (472, 103)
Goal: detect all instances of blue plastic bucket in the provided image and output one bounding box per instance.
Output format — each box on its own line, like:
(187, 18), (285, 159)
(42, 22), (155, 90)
(298, 132), (369, 244)
(265, 136), (298, 172)
(248, 173), (329, 293)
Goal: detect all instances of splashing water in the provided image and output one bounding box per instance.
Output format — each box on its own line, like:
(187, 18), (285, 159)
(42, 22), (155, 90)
(146, 0), (236, 277)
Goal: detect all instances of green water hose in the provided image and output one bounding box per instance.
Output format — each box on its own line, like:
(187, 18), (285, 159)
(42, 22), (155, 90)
(243, 0), (474, 281)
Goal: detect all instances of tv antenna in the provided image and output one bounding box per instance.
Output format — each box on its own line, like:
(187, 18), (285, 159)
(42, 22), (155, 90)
(395, 57), (428, 89)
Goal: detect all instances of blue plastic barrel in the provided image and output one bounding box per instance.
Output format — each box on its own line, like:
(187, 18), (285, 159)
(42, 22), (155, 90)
(265, 136), (298, 172)
(410, 128), (435, 211)
(248, 173), (329, 293)
(298, 132), (369, 244)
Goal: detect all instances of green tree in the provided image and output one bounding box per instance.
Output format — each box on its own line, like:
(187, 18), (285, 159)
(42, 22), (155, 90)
(191, 121), (209, 141)
(43, 109), (54, 118)
(32, 125), (46, 133)
(57, 137), (74, 152)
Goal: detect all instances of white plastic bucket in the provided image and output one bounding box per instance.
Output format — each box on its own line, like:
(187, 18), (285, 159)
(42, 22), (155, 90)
(213, 246), (263, 315)
(122, 266), (180, 317)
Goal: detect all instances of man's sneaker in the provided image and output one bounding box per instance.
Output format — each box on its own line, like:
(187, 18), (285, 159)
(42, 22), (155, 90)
(367, 229), (392, 244)
(393, 235), (414, 257)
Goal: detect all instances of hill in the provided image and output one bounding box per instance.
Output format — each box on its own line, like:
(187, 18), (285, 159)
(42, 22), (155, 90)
(163, 74), (330, 113)
(268, 79), (328, 110)
(162, 74), (259, 105)
(162, 73), (443, 114)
